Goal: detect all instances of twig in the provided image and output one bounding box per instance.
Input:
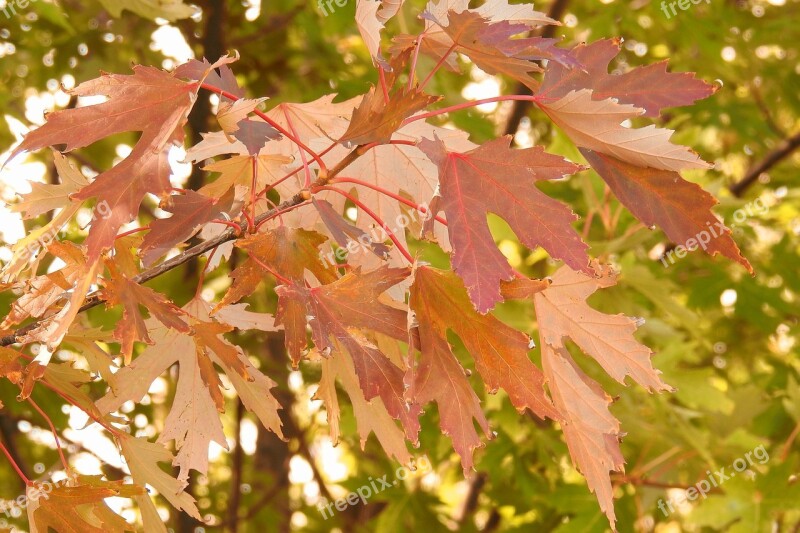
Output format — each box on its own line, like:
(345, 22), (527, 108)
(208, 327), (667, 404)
(0, 141), (369, 348)
(729, 130), (800, 197)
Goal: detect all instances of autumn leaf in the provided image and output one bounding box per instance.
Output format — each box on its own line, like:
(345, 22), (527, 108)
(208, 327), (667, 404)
(98, 301), (283, 483)
(314, 346), (413, 464)
(535, 263), (671, 391)
(140, 188), (236, 266)
(11, 65), (198, 261)
(101, 261), (190, 363)
(537, 89), (712, 171)
(12, 151), (88, 219)
(276, 267), (420, 438)
(119, 435), (202, 520)
(200, 154), (291, 198)
(538, 38), (717, 117)
(174, 55), (243, 97)
(356, 0), (392, 70)
(264, 94), (361, 162)
(541, 343), (625, 529)
(339, 85), (441, 146)
(292, 119), (473, 270)
(533, 264), (671, 526)
(184, 130), (250, 162)
(0, 346), (24, 384)
(421, 10), (564, 90)
(407, 266), (559, 472)
(97, 0), (197, 21)
(312, 197), (391, 259)
(425, 0), (557, 27)
(1, 154), (88, 283)
(28, 476), (143, 533)
(1, 242), (85, 328)
(218, 226), (338, 309)
(419, 135), (589, 312)
(580, 148), (752, 272)
(217, 97), (267, 135)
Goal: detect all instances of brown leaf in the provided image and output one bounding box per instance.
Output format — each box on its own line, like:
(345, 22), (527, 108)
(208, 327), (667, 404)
(219, 226), (338, 309)
(28, 476), (143, 533)
(102, 261), (190, 363)
(541, 343), (624, 529)
(580, 148), (751, 272)
(276, 267), (420, 439)
(140, 188), (236, 266)
(408, 266), (558, 466)
(312, 197), (391, 259)
(12, 66), (198, 260)
(340, 85), (441, 146)
(12, 151), (88, 219)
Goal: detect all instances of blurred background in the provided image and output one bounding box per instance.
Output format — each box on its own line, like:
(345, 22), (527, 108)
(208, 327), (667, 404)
(0, 0), (798, 531)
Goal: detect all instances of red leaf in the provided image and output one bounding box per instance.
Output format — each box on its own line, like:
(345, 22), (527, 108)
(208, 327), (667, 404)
(11, 66), (198, 261)
(538, 39), (717, 117)
(419, 135), (589, 312)
(276, 267), (420, 439)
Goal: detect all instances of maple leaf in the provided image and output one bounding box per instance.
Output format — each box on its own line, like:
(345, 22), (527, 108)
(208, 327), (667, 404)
(118, 435), (202, 520)
(213, 98), (280, 154)
(174, 55), (243, 97)
(302, 120), (475, 270)
(535, 264), (671, 391)
(218, 226), (338, 309)
(217, 97), (267, 135)
(538, 39), (717, 117)
(0, 346), (24, 384)
(184, 130), (250, 162)
(580, 148), (752, 272)
(276, 266), (420, 438)
(312, 198), (391, 259)
(425, 0), (557, 27)
(356, 0), (392, 70)
(140, 188), (236, 266)
(532, 264), (671, 527)
(11, 66), (194, 161)
(97, 0), (197, 21)
(101, 261), (190, 363)
(12, 151), (88, 219)
(98, 301), (284, 483)
(419, 135), (589, 312)
(1, 153), (88, 283)
(263, 94), (361, 161)
(1, 242), (85, 328)
(408, 266), (559, 472)
(421, 10), (566, 90)
(339, 85), (442, 146)
(537, 89), (711, 171)
(314, 346), (413, 464)
(10, 65), (198, 261)
(540, 343), (624, 529)
(200, 154), (292, 198)
(28, 476), (143, 533)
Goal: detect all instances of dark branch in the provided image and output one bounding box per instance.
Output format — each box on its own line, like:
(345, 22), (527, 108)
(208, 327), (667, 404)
(729, 130), (800, 197)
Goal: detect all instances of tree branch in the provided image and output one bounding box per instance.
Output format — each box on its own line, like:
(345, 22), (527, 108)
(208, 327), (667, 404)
(0, 141), (367, 348)
(729, 130), (800, 197)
